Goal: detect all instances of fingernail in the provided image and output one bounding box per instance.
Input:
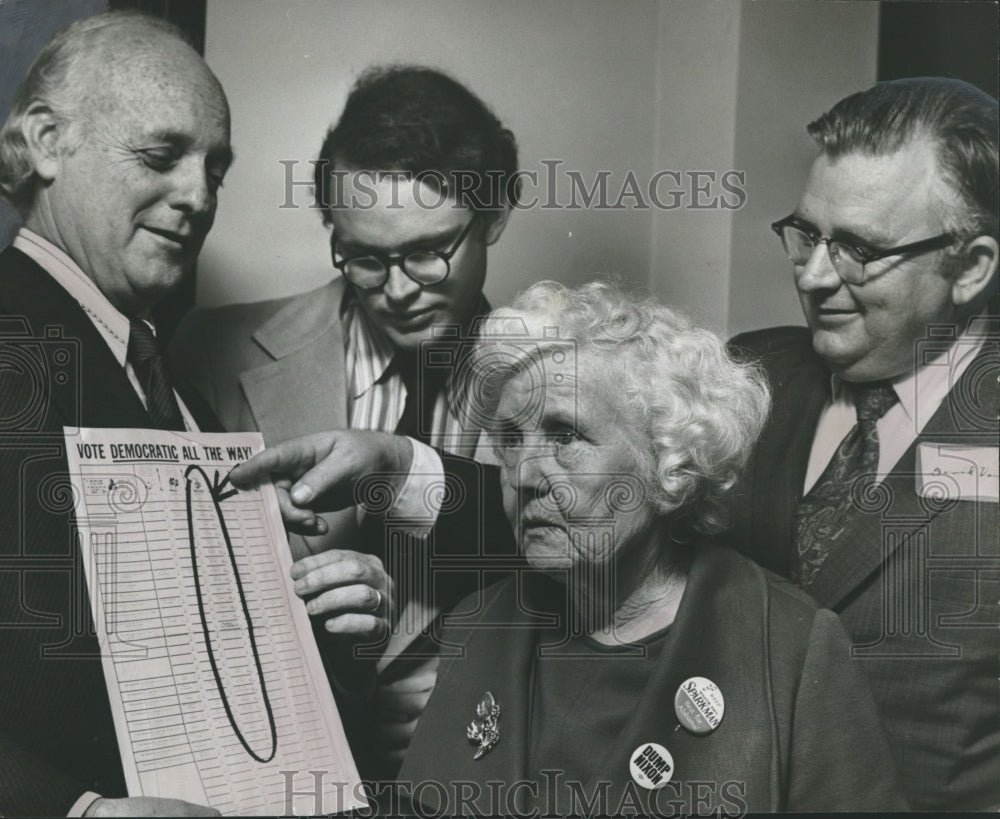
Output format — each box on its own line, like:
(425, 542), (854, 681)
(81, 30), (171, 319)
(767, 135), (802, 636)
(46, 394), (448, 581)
(315, 517), (328, 533)
(291, 484), (313, 504)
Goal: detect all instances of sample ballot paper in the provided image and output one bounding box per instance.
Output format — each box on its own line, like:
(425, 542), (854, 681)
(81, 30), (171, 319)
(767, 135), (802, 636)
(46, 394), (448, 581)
(64, 427), (367, 816)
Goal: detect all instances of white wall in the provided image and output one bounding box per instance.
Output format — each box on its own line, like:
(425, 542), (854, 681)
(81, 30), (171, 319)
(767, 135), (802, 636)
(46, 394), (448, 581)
(200, 0), (880, 334)
(200, 0), (660, 310)
(648, 0), (742, 331)
(728, 0), (879, 334)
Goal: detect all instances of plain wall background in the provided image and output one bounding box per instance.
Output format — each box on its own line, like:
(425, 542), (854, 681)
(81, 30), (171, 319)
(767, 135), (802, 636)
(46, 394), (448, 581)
(199, 0), (660, 315)
(198, 0), (879, 335)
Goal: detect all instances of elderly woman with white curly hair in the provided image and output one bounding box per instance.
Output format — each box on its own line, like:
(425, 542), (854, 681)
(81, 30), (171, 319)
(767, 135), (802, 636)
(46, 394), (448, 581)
(230, 280), (905, 813)
(394, 280), (905, 814)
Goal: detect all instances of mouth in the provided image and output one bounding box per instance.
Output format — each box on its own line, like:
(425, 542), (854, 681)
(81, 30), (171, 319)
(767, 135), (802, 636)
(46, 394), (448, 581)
(142, 226), (193, 252)
(520, 517), (565, 532)
(384, 307), (437, 331)
(812, 304), (860, 325)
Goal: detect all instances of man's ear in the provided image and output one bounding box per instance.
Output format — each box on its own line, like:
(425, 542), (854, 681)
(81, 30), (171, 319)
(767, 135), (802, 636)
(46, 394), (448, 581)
(951, 234), (998, 307)
(20, 101), (63, 183)
(482, 203), (512, 246)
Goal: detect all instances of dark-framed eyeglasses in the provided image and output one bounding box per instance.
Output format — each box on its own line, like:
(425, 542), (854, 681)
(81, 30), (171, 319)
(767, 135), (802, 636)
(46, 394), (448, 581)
(771, 214), (957, 285)
(331, 215), (479, 291)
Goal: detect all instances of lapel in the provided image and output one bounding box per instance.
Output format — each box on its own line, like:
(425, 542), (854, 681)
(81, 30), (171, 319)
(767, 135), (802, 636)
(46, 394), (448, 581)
(239, 280), (349, 444)
(401, 547), (781, 813)
(175, 375), (225, 432)
(1, 247), (167, 430)
(806, 340), (1000, 608)
(399, 573), (541, 801)
(237, 281), (357, 558)
(749, 343), (829, 574)
(588, 545), (779, 812)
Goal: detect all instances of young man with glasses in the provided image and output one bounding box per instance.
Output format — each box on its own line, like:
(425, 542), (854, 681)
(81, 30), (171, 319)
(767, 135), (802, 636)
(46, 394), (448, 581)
(169, 65), (518, 780)
(726, 77), (999, 811)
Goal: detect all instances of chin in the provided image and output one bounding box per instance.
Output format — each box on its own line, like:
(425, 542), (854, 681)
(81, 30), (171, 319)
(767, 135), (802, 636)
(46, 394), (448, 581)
(810, 330), (861, 370)
(521, 532), (575, 570)
(385, 330), (430, 353)
(523, 552), (575, 575)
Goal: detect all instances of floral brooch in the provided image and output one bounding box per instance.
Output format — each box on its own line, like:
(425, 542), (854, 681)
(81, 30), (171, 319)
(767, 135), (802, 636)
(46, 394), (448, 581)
(466, 691), (501, 760)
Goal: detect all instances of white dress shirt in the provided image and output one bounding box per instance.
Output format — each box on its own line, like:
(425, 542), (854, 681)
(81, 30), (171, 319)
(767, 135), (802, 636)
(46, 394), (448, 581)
(804, 332), (986, 493)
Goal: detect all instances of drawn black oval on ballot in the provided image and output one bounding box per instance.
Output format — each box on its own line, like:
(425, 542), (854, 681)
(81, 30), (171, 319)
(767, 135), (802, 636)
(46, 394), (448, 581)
(185, 465), (277, 763)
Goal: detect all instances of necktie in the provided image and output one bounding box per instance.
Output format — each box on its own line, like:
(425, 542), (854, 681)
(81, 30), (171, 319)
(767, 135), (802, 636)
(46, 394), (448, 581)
(127, 318), (185, 431)
(791, 381), (898, 587)
(393, 353), (439, 446)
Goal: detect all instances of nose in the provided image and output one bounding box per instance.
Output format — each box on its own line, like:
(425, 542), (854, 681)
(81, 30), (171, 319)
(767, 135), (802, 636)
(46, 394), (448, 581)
(505, 447), (555, 498)
(169, 156), (215, 216)
(382, 261), (421, 303)
(795, 240), (842, 293)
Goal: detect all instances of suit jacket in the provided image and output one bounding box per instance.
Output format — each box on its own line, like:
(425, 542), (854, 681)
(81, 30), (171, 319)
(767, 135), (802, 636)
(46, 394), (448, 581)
(399, 544), (906, 813)
(726, 325), (1000, 811)
(169, 281), (360, 558)
(0, 246), (222, 816)
(169, 283), (504, 663)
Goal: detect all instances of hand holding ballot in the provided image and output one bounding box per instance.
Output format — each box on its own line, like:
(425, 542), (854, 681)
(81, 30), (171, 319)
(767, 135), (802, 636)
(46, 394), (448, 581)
(292, 549), (394, 641)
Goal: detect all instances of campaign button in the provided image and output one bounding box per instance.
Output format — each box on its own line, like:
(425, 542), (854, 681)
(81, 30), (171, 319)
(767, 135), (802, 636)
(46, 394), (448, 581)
(629, 742), (674, 789)
(674, 676), (724, 734)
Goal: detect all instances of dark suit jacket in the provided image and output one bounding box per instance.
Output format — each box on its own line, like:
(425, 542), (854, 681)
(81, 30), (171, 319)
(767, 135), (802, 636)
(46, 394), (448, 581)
(0, 246), (222, 816)
(400, 544), (905, 813)
(726, 325), (1000, 811)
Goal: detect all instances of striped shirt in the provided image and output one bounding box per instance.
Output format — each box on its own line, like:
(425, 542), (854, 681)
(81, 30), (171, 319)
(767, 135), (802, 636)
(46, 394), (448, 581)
(342, 292), (488, 459)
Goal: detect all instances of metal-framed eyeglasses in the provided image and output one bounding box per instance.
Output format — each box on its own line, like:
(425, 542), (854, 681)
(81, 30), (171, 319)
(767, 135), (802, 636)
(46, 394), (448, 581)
(771, 214), (957, 285)
(331, 215), (478, 291)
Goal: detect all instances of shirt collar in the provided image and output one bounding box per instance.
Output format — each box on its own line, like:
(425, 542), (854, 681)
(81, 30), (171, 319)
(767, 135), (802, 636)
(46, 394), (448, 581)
(341, 293), (396, 398)
(829, 330), (986, 430)
(341, 288), (492, 403)
(12, 227), (136, 368)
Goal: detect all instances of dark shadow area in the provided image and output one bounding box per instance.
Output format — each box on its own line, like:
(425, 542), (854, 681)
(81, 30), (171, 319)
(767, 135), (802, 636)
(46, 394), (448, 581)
(879, 1), (999, 99)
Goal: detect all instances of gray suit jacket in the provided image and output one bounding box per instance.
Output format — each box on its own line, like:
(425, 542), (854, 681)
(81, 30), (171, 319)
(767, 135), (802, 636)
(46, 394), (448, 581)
(169, 279), (488, 668)
(170, 280), (356, 558)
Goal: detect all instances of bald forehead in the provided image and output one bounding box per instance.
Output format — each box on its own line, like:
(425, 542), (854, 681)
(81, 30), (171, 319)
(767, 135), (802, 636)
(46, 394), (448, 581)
(78, 23), (228, 122)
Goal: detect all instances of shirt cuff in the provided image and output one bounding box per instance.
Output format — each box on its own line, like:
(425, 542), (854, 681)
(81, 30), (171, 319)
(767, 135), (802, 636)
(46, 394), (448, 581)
(67, 791), (102, 817)
(390, 439), (445, 526)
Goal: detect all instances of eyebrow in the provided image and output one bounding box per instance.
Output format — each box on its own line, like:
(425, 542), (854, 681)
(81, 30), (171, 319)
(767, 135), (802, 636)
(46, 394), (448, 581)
(336, 223), (464, 255)
(538, 409), (578, 431)
(791, 212), (894, 247)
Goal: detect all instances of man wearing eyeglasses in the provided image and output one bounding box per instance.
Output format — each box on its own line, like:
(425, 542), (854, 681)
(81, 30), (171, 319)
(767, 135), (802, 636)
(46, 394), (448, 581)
(727, 77), (999, 811)
(169, 65), (517, 780)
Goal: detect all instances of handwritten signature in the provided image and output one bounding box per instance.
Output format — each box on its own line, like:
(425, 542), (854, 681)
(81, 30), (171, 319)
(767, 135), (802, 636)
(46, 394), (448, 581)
(931, 466), (999, 479)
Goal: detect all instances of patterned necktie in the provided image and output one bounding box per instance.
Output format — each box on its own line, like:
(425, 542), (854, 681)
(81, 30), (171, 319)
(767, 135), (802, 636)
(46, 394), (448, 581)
(127, 318), (185, 431)
(791, 380), (899, 587)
